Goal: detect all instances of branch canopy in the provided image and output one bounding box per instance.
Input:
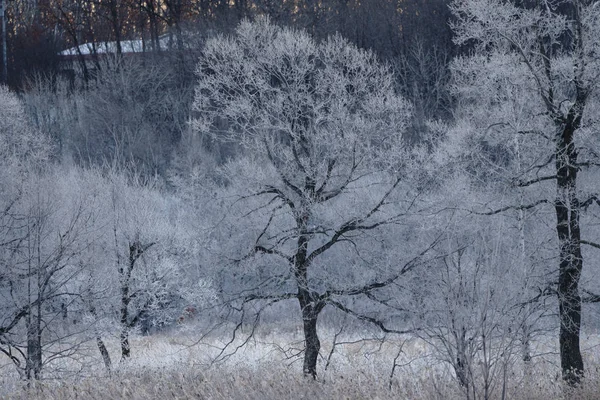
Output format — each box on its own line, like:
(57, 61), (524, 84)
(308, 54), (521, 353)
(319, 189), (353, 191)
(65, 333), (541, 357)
(192, 17), (411, 204)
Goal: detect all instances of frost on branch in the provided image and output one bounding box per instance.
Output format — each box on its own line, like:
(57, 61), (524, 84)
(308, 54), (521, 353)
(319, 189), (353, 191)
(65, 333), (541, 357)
(0, 86), (51, 170)
(191, 18), (434, 378)
(449, 0), (600, 385)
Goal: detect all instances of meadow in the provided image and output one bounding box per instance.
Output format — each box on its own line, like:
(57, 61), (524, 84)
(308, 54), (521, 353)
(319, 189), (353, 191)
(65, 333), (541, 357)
(4, 325), (600, 399)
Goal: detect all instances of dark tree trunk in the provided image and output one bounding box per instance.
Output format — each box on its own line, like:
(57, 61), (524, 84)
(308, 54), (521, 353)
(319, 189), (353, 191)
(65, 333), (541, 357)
(521, 325), (531, 363)
(26, 307), (42, 380)
(143, 0), (160, 52)
(109, 0), (122, 56)
(299, 296), (323, 379)
(119, 240), (154, 361)
(455, 328), (469, 390)
(89, 302), (112, 372)
(120, 327), (130, 360)
(150, 13), (160, 52)
(75, 44), (90, 83)
(294, 207), (325, 379)
(97, 335), (112, 373)
(555, 120), (584, 385)
(119, 252), (132, 360)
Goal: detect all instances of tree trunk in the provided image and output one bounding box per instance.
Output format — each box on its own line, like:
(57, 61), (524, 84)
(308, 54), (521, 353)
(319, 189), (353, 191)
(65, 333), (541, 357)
(26, 260), (43, 380)
(521, 326), (531, 363)
(120, 327), (130, 360)
(97, 335), (112, 373)
(120, 263), (132, 360)
(89, 302), (112, 372)
(150, 13), (160, 52)
(454, 326), (470, 391)
(26, 308), (42, 380)
(109, 0), (122, 56)
(119, 254), (132, 360)
(555, 121), (584, 385)
(118, 241), (153, 361)
(299, 297), (322, 379)
(294, 207), (324, 379)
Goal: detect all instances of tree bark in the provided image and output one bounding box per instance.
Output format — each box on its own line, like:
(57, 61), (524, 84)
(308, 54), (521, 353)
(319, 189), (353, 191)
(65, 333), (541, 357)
(555, 120), (584, 384)
(294, 208), (325, 379)
(120, 327), (130, 360)
(89, 302), (112, 372)
(97, 335), (112, 373)
(299, 295), (323, 379)
(109, 0), (123, 56)
(119, 254), (132, 360)
(119, 240), (154, 361)
(26, 307), (42, 380)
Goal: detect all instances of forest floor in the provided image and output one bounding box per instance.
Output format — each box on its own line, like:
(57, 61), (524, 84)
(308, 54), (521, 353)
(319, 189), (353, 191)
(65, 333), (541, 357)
(3, 325), (600, 399)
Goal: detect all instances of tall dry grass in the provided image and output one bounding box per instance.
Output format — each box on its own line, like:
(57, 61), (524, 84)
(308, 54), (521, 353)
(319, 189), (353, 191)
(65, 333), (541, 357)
(3, 327), (600, 399)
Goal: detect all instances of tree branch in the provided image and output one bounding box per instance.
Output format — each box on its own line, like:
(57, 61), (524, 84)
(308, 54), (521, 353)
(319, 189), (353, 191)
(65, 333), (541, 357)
(244, 293), (297, 302)
(254, 245), (293, 263)
(307, 177), (403, 264)
(316, 144), (360, 203)
(264, 140), (304, 200)
(322, 236), (441, 299)
(580, 240), (600, 250)
(582, 289), (600, 303)
(327, 299), (413, 335)
(580, 195), (600, 210)
(0, 306), (29, 335)
(473, 199), (550, 215)
(514, 175), (556, 187)
(496, 31), (558, 119)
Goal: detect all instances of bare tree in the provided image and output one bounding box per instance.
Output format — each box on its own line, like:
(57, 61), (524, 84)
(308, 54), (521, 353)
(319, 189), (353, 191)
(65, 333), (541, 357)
(191, 17), (440, 378)
(449, 0), (600, 384)
(0, 168), (104, 380)
(392, 41), (453, 141)
(415, 228), (545, 400)
(89, 169), (194, 361)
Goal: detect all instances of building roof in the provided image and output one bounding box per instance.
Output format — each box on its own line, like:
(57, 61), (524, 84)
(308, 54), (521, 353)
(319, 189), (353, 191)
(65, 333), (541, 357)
(59, 36), (174, 57)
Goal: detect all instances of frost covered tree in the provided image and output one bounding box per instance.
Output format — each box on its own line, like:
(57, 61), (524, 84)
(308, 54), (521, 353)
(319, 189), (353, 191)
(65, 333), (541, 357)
(0, 85), (50, 171)
(0, 86), (100, 379)
(450, 0), (600, 384)
(411, 211), (545, 399)
(7, 171), (104, 379)
(82, 169), (193, 362)
(191, 18), (437, 378)
(0, 86), (47, 378)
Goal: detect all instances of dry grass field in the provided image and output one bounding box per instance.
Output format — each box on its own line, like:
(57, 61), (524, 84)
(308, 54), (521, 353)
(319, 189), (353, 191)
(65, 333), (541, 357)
(4, 326), (600, 399)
